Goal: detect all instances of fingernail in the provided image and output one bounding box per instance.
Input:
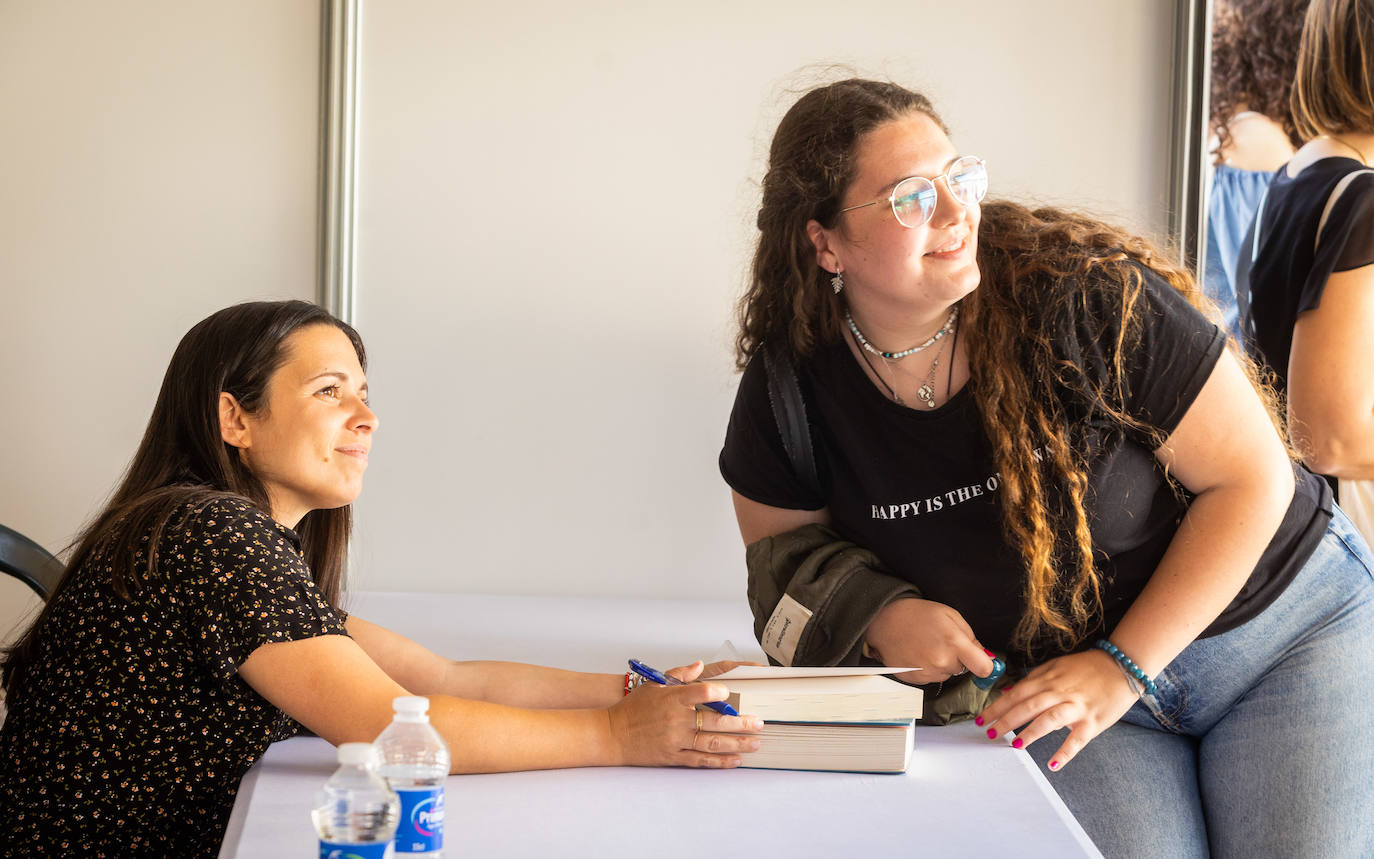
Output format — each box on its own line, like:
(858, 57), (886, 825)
(984, 648), (994, 657)
(974, 716), (985, 726)
(752, 718), (764, 730)
(1049, 760), (1060, 771)
(1002, 683), (1014, 691)
(1011, 737), (1024, 749)
(986, 728), (997, 739)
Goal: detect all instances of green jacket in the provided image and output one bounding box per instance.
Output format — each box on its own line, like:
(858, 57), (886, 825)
(745, 522), (1005, 725)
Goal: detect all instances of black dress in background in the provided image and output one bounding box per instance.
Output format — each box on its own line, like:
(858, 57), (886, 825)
(1236, 156), (1374, 393)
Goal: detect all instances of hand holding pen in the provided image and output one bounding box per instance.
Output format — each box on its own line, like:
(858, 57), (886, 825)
(629, 659), (740, 715)
(608, 659), (762, 768)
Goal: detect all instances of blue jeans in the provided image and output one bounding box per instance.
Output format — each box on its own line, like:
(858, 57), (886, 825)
(1026, 507), (1374, 858)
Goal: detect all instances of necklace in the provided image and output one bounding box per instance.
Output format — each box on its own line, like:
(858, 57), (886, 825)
(853, 329), (903, 404)
(851, 313), (958, 409)
(911, 316), (954, 409)
(1324, 134), (1369, 164)
(846, 305), (958, 360)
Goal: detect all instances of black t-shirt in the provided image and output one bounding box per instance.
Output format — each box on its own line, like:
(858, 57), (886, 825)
(721, 267), (1331, 662)
(1238, 156), (1374, 393)
(0, 496), (348, 857)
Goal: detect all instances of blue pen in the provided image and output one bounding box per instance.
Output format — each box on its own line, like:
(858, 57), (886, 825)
(628, 659), (740, 716)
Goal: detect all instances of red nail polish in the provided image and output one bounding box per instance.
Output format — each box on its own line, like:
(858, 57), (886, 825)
(975, 716), (985, 726)
(1012, 737), (1024, 749)
(1049, 760), (1060, 771)
(984, 648), (994, 657)
(986, 728), (997, 739)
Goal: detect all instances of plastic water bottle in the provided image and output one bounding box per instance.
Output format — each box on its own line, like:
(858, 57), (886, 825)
(374, 696), (451, 857)
(313, 742), (400, 859)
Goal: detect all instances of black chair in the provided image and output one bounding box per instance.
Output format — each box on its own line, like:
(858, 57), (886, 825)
(0, 524), (64, 601)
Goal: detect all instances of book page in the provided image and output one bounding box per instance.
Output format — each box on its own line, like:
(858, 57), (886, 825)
(713, 666), (919, 680)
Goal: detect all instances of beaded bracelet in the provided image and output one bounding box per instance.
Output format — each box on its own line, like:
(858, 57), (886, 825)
(1094, 639), (1157, 697)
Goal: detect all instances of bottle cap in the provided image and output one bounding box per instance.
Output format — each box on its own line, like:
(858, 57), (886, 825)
(337, 742), (374, 766)
(392, 696), (430, 715)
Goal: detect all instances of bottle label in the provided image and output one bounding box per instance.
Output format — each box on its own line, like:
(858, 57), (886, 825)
(320, 839), (393, 859)
(393, 787), (444, 853)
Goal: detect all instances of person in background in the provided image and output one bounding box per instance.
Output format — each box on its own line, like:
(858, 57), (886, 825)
(1205, 0), (1308, 339)
(721, 77), (1374, 857)
(0, 301), (760, 856)
(1236, 0), (1374, 542)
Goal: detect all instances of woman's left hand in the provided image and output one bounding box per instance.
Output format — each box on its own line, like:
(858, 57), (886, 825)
(975, 649), (1141, 771)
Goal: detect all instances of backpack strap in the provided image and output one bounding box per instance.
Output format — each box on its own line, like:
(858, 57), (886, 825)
(1315, 168), (1374, 252)
(761, 337), (821, 497)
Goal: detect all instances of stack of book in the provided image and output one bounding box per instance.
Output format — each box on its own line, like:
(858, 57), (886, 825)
(709, 667), (924, 774)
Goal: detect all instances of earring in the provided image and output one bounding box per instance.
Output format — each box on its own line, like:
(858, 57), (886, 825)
(831, 269), (844, 294)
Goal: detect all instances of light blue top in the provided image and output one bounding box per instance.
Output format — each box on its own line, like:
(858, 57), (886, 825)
(1205, 163), (1277, 342)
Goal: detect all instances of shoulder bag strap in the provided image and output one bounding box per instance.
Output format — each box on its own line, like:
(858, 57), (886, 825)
(1315, 168), (1374, 252)
(761, 337), (821, 497)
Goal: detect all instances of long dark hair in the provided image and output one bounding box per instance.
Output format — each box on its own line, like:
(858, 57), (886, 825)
(737, 79), (1284, 655)
(2, 300), (366, 695)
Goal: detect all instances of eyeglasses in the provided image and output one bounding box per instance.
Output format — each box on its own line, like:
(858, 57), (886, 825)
(838, 155), (988, 228)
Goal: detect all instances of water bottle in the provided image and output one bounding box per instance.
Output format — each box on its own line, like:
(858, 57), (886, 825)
(374, 696), (451, 857)
(313, 742), (400, 859)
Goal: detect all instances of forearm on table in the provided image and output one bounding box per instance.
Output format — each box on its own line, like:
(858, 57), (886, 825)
(428, 695), (619, 773)
(438, 660), (622, 709)
(1106, 478), (1291, 679)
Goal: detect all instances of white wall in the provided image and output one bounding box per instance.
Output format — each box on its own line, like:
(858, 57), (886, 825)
(0, 1), (321, 644)
(1, 1), (1180, 641)
(347, 0), (1178, 600)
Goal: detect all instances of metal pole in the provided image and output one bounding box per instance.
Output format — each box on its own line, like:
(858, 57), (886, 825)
(317, 0), (360, 324)
(1167, 0), (1212, 274)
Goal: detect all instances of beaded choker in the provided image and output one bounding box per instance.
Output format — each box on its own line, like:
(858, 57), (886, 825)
(845, 305), (959, 360)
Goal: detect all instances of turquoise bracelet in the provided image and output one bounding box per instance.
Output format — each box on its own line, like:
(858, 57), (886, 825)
(1094, 639), (1157, 697)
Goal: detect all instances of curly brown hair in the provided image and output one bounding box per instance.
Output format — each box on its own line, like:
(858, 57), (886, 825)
(737, 79), (1285, 654)
(1210, 0), (1311, 153)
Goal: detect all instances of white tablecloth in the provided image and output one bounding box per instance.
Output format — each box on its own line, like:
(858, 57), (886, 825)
(220, 591), (1101, 857)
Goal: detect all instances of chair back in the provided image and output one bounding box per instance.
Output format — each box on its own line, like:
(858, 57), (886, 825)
(0, 524), (64, 600)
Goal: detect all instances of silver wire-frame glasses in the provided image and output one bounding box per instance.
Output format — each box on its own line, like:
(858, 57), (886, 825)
(839, 155), (988, 228)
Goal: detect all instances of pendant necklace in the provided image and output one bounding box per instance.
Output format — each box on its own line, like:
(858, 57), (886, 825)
(911, 316), (954, 409)
(852, 328), (903, 405)
(852, 313), (957, 410)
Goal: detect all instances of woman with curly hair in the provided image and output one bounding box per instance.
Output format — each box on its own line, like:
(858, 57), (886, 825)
(1206, 0), (1309, 338)
(1238, 0), (1374, 543)
(720, 77), (1374, 857)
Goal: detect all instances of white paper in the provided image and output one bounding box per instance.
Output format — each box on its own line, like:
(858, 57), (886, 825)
(713, 665), (919, 680)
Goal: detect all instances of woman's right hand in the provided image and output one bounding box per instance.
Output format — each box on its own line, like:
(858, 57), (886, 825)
(864, 597), (998, 684)
(606, 670), (763, 768)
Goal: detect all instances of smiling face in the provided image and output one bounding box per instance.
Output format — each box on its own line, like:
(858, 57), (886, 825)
(808, 112), (982, 322)
(219, 323), (377, 528)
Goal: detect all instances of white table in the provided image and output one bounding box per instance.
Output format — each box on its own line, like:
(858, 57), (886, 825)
(220, 592), (1101, 857)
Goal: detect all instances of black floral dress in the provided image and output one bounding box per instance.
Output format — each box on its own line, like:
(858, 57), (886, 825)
(0, 496), (348, 856)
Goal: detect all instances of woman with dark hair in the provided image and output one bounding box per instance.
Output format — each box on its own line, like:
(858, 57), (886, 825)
(721, 78), (1374, 856)
(0, 301), (760, 856)
(1206, 0), (1309, 338)
(1237, 0), (1374, 544)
